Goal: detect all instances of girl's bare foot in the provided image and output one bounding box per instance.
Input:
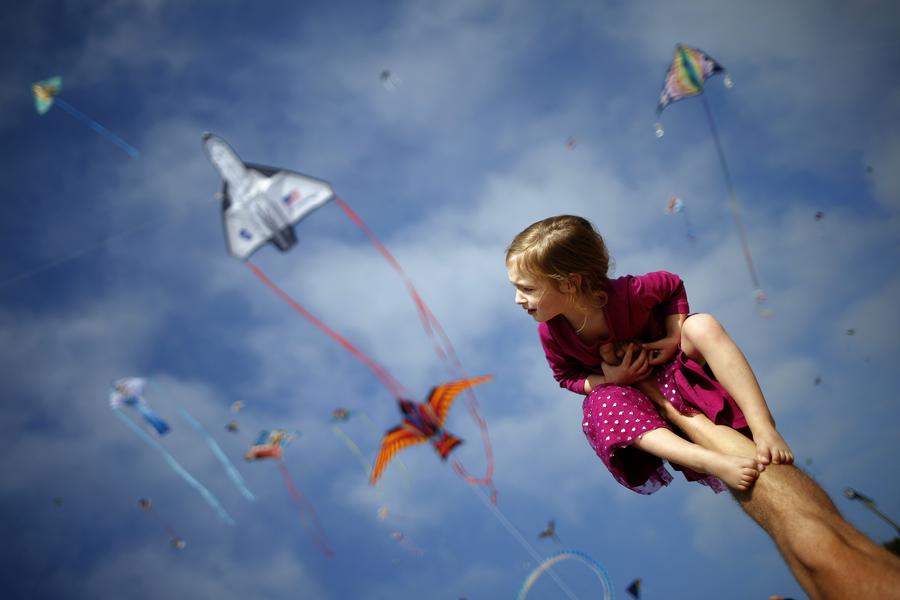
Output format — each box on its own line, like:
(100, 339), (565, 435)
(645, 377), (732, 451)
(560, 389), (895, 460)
(753, 428), (794, 466)
(702, 452), (762, 491)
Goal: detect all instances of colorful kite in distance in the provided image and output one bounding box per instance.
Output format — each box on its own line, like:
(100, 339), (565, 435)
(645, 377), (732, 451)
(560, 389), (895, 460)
(370, 375), (493, 485)
(245, 430), (333, 557)
(626, 577), (642, 598)
(110, 378), (170, 435)
(655, 44), (767, 317)
(203, 132), (498, 501)
(518, 550), (612, 600)
(665, 194), (696, 242)
(538, 520), (560, 543)
(226, 420), (239, 432)
(245, 429), (297, 461)
(32, 76), (139, 158)
(565, 136), (577, 150)
(331, 408), (352, 422)
(231, 401), (244, 413)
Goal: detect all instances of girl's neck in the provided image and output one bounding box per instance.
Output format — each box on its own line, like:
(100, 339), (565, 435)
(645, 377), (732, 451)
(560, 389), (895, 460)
(564, 303), (608, 342)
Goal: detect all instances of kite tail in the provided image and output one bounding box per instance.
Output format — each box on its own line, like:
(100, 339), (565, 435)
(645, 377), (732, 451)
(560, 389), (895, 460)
(53, 98), (140, 159)
(135, 403), (171, 435)
(518, 550), (613, 600)
(333, 197), (447, 363)
(112, 409), (234, 524)
(333, 197), (497, 501)
(682, 207), (696, 243)
(178, 407), (255, 501)
(246, 261), (408, 401)
(276, 459), (334, 558)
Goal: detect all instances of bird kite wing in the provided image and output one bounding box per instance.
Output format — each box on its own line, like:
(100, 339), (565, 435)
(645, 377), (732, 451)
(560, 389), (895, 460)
(426, 375), (494, 427)
(370, 426), (428, 485)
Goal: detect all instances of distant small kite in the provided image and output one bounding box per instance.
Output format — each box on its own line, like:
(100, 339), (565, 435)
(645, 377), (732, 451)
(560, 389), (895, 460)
(538, 520), (560, 543)
(109, 378), (170, 435)
(626, 578), (642, 599)
(380, 69), (401, 91)
(32, 76), (139, 158)
(245, 430), (333, 557)
(390, 530), (424, 556)
(138, 497), (185, 549)
(665, 194), (696, 242)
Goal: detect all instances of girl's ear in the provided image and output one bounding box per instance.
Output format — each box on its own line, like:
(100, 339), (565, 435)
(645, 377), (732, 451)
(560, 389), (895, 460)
(561, 273), (582, 294)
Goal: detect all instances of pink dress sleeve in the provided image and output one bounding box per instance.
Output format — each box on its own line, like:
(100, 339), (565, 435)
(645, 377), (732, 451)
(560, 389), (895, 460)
(628, 271), (689, 316)
(538, 322), (590, 394)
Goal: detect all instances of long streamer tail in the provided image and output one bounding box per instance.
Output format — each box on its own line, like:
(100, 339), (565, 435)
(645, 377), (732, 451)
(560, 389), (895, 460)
(276, 459), (334, 558)
(54, 98), (140, 159)
(334, 197), (497, 501)
(246, 261), (408, 401)
(113, 409), (234, 524)
(518, 550), (613, 600)
(178, 407), (255, 501)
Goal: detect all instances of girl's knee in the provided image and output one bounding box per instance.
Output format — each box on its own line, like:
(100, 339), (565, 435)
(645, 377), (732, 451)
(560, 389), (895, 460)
(683, 313), (726, 345)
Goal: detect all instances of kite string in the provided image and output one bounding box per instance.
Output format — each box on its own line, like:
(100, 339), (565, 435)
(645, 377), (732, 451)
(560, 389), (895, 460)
(467, 482), (579, 600)
(334, 197), (497, 499)
(276, 459), (335, 558)
(53, 97), (140, 159)
(246, 261), (408, 400)
(700, 94), (761, 291)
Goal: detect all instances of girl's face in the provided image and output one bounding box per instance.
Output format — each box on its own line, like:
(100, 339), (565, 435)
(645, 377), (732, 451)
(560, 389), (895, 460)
(506, 260), (570, 323)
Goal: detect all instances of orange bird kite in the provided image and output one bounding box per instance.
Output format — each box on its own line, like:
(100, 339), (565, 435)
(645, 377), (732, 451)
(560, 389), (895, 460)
(370, 375), (493, 485)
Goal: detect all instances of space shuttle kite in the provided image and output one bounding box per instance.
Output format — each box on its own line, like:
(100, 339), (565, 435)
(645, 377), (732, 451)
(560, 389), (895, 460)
(202, 132), (334, 260)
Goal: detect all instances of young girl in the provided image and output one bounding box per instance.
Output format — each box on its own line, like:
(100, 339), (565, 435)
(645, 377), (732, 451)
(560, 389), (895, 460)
(506, 214), (793, 493)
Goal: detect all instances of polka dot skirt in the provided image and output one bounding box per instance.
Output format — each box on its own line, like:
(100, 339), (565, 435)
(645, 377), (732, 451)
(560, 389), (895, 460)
(582, 361), (727, 494)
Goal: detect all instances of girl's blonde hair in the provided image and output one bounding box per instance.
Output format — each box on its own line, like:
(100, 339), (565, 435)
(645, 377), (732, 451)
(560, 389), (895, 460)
(505, 215), (611, 307)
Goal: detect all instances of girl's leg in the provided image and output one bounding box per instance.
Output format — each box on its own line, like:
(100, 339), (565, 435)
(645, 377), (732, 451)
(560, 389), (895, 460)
(632, 427), (761, 491)
(636, 379), (900, 600)
(680, 313), (794, 466)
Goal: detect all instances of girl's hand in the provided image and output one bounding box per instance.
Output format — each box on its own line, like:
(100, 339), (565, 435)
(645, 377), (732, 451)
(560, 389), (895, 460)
(601, 343), (651, 385)
(643, 336), (680, 366)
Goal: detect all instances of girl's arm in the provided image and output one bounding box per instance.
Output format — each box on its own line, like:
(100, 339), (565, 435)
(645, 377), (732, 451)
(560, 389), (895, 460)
(584, 343), (652, 393)
(644, 312), (687, 366)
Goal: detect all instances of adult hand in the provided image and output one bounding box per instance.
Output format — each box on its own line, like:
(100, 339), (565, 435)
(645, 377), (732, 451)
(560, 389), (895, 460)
(601, 343), (651, 385)
(643, 335), (680, 366)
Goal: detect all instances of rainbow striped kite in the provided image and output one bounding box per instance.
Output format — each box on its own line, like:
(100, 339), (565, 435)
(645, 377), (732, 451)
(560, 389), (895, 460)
(656, 44), (728, 118)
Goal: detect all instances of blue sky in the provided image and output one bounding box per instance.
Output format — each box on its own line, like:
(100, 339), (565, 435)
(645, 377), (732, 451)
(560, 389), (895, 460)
(1, 1), (899, 598)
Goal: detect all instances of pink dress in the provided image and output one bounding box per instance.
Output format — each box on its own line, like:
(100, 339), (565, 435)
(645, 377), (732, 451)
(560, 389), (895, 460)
(539, 271), (748, 494)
